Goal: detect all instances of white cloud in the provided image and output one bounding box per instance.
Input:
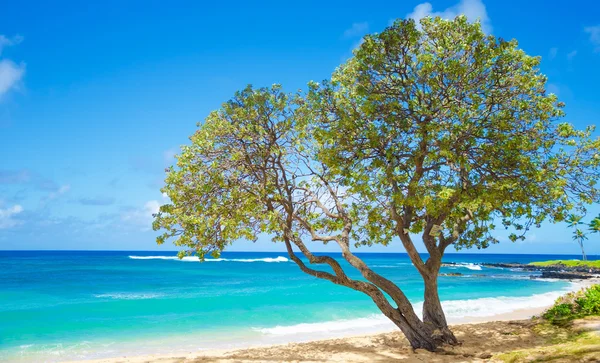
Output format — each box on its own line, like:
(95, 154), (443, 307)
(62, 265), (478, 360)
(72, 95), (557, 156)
(0, 35), (23, 56)
(0, 204), (24, 229)
(406, 0), (492, 33)
(46, 184), (71, 201)
(567, 50), (577, 60)
(549, 47), (558, 60)
(0, 60), (25, 98)
(343, 22), (369, 38)
(122, 200), (161, 231)
(584, 25), (600, 52)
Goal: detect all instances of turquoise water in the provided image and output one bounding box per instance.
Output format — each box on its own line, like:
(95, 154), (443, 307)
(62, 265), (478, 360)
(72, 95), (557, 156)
(0, 251), (595, 362)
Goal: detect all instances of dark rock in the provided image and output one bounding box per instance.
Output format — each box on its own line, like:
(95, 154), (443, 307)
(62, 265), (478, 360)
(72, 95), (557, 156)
(537, 271), (593, 280)
(440, 273), (463, 277)
(479, 262), (600, 275)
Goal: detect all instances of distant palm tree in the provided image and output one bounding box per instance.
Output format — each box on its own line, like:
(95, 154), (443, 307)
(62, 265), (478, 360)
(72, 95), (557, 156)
(589, 214), (600, 235)
(567, 214), (583, 228)
(566, 215), (587, 260)
(572, 228), (588, 261)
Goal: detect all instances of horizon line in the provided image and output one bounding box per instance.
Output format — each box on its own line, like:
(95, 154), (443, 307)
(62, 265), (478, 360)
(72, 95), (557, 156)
(0, 249), (598, 257)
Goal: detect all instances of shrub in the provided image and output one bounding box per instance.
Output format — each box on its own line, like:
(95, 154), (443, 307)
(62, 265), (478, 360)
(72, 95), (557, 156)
(543, 285), (600, 325)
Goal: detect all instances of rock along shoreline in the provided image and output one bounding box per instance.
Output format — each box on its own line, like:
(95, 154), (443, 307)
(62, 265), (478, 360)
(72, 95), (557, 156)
(441, 262), (599, 280)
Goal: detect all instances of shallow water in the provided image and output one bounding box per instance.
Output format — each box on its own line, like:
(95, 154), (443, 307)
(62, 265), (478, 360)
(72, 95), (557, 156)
(0, 251), (595, 362)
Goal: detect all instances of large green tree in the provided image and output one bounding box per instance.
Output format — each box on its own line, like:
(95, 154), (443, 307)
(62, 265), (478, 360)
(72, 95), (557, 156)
(306, 16), (600, 343)
(154, 17), (600, 351)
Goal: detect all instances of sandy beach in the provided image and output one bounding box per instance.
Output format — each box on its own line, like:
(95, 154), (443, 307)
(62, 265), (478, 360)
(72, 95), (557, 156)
(65, 278), (600, 363)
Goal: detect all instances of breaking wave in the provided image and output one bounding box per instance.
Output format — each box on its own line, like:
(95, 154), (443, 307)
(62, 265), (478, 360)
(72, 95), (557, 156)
(254, 283), (579, 336)
(93, 293), (164, 300)
(128, 255), (289, 263)
(455, 263), (483, 271)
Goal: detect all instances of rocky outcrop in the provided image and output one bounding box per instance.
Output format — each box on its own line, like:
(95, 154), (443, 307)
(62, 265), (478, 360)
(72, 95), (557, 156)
(441, 261), (598, 280)
(539, 271), (594, 280)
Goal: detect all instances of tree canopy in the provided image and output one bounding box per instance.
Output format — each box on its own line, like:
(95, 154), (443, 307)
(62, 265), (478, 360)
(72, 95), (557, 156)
(308, 17), (600, 256)
(153, 16), (600, 350)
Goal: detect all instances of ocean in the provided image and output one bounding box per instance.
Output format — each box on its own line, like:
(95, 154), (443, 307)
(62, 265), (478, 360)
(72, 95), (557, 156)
(0, 251), (596, 362)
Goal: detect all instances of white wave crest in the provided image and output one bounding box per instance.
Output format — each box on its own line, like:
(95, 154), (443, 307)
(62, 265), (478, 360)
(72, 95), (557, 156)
(128, 255), (289, 263)
(254, 284), (579, 337)
(93, 293), (163, 300)
(456, 263), (482, 271)
(253, 315), (392, 336)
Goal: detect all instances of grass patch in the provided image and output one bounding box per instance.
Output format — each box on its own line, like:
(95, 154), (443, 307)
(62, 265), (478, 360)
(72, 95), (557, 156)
(529, 260), (600, 268)
(497, 331), (600, 362)
(496, 285), (600, 362)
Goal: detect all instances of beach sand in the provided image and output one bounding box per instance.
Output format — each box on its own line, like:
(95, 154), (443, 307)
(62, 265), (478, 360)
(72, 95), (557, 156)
(66, 279), (600, 363)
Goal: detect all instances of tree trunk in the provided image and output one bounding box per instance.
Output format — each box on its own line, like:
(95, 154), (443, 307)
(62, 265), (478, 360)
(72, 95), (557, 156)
(283, 236), (442, 351)
(372, 295), (439, 351)
(422, 274), (459, 345)
(580, 242), (587, 261)
(391, 316), (439, 351)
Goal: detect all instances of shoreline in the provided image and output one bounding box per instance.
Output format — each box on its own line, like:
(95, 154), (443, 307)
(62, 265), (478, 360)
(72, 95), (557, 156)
(63, 277), (599, 363)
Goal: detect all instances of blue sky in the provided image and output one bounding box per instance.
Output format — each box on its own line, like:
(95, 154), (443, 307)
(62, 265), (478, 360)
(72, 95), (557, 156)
(1, 0), (599, 255)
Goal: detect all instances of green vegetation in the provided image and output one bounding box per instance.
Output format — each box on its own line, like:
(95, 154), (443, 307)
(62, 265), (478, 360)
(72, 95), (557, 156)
(543, 285), (600, 325)
(529, 260), (600, 268)
(154, 16), (600, 351)
(497, 286), (600, 361)
(497, 323), (600, 362)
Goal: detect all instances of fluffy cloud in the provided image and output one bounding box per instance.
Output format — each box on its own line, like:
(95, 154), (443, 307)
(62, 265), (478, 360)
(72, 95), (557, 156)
(584, 25), (600, 52)
(122, 200), (161, 231)
(45, 185), (71, 201)
(0, 204), (23, 229)
(0, 35), (25, 98)
(343, 22), (369, 38)
(0, 60), (25, 98)
(0, 35), (23, 56)
(406, 0), (492, 33)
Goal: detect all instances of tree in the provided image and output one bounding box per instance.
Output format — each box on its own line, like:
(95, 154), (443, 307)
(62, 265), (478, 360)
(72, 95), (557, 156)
(567, 214), (588, 260)
(154, 85), (441, 350)
(572, 228), (588, 261)
(305, 16), (600, 344)
(588, 215), (600, 236)
(154, 17), (600, 351)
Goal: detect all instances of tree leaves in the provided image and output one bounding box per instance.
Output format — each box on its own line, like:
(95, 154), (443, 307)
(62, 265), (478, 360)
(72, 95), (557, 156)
(153, 16), (600, 262)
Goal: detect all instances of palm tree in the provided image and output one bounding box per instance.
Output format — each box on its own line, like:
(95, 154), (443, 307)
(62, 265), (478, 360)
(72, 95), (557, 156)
(566, 215), (588, 260)
(566, 214), (583, 228)
(572, 228), (588, 261)
(589, 214), (600, 235)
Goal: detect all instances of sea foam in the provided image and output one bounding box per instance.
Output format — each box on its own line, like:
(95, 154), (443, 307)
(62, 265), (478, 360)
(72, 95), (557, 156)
(453, 262), (483, 270)
(93, 293), (164, 300)
(128, 255), (289, 263)
(253, 283), (579, 337)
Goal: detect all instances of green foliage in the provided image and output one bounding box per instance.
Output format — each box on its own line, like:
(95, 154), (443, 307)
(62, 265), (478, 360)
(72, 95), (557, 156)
(529, 260), (600, 268)
(153, 85), (304, 259)
(153, 16), (600, 263)
(543, 285), (600, 325)
(565, 215), (594, 260)
(543, 303), (577, 325)
(589, 215), (600, 234)
(307, 16), (600, 251)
